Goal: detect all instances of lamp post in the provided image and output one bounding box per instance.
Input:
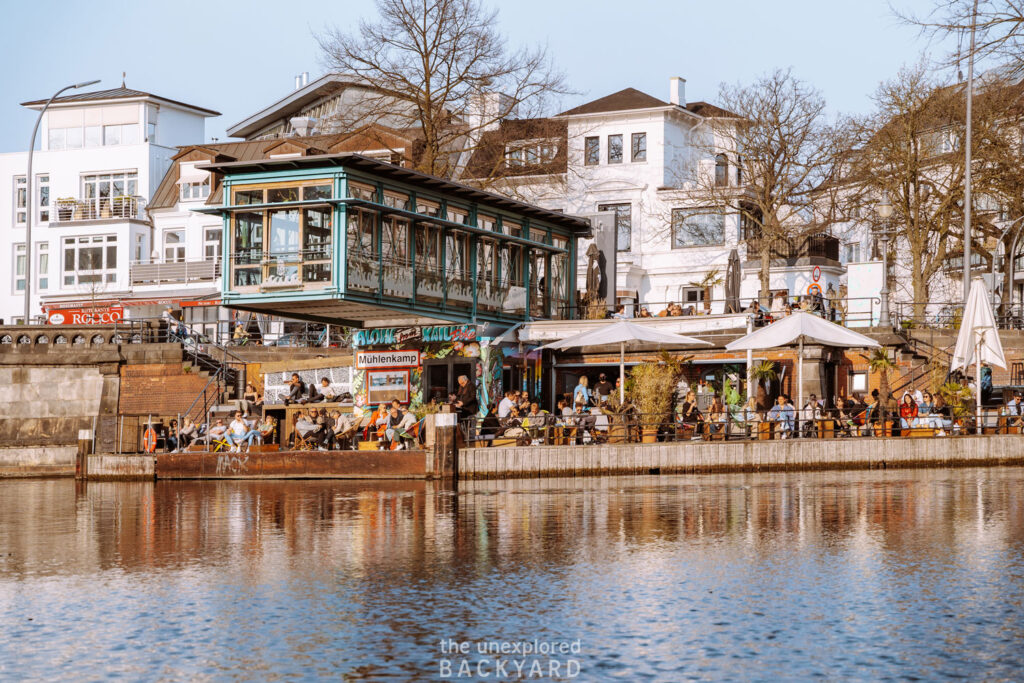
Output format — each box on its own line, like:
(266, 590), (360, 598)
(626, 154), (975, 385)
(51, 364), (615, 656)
(874, 192), (894, 328)
(23, 79), (100, 324)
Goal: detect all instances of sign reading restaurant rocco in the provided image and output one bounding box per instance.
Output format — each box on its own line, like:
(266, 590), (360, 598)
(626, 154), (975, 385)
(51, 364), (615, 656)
(353, 324), (477, 347)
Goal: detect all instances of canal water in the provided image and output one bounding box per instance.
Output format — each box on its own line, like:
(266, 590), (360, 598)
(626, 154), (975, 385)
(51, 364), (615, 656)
(1, 468), (1023, 681)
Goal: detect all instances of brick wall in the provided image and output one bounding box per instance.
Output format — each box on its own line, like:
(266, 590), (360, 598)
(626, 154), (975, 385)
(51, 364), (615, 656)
(118, 364), (214, 420)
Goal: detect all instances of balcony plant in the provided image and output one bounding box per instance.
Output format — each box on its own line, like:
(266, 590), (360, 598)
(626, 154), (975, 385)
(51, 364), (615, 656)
(55, 197), (75, 221)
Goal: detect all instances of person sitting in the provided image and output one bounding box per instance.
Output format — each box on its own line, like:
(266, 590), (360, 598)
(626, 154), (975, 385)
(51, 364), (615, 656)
(678, 390), (704, 439)
(739, 396), (761, 437)
(207, 418), (229, 446)
(178, 418), (197, 451)
(228, 411), (260, 452)
(480, 405), (501, 445)
(284, 373), (307, 405)
(767, 394), (795, 438)
(522, 403), (549, 443)
(638, 307), (652, 318)
(257, 415), (277, 445)
(898, 392), (919, 431)
(800, 394), (823, 437)
(707, 395), (727, 437)
(315, 377), (338, 403)
(293, 410), (322, 449)
(241, 383), (261, 414)
(1005, 391), (1024, 429)
(327, 411), (353, 449)
(612, 304), (628, 319)
(591, 406), (610, 441)
(497, 390), (516, 419)
(500, 406), (527, 441)
(933, 396), (954, 435)
(375, 405), (405, 449)
(166, 419), (180, 453)
(232, 322), (250, 346)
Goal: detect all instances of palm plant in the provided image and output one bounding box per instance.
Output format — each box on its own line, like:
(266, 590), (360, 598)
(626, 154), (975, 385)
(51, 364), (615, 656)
(750, 360), (777, 410)
(867, 349), (896, 424)
(688, 268), (724, 313)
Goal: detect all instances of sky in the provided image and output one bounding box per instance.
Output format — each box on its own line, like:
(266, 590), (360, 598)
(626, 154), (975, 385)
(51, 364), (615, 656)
(0, 0), (957, 153)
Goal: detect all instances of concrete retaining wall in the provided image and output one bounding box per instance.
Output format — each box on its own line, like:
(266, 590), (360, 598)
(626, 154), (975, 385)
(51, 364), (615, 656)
(459, 436), (1024, 479)
(87, 454), (155, 480)
(0, 446), (76, 477)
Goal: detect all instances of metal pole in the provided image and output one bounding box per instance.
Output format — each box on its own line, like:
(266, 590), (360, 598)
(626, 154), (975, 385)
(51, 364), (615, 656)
(745, 314), (754, 403)
(879, 233), (891, 327)
(964, 0), (979, 303)
(619, 341), (625, 404)
(976, 335), (983, 435)
(22, 79), (99, 324)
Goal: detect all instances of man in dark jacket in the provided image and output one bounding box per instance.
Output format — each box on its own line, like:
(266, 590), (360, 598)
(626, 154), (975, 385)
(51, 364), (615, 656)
(454, 374), (478, 419)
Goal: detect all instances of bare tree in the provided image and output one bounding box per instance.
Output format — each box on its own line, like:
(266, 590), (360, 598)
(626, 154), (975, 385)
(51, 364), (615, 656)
(846, 63), (1018, 316)
(899, 0), (1024, 75)
(316, 0), (570, 178)
(672, 69), (841, 305)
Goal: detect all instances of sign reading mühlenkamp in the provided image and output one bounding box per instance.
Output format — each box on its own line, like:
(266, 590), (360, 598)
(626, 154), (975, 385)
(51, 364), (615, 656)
(355, 350), (422, 369)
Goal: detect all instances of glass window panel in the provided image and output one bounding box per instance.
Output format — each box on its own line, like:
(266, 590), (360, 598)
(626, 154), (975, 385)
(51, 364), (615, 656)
(303, 207), (332, 260)
(234, 189), (263, 205)
(106, 245), (117, 268)
(418, 199), (440, 217)
(631, 132), (646, 162)
(303, 184), (332, 200)
(671, 208), (725, 247)
(66, 127), (83, 149)
(121, 124), (139, 145)
(48, 128), (66, 150)
(598, 203), (632, 252)
(348, 181), (377, 202)
(84, 126), (101, 147)
(103, 125), (121, 145)
(80, 247), (102, 270)
(585, 137), (600, 165)
(608, 134), (623, 164)
(269, 209), (300, 256)
(267, 187), (299, 203)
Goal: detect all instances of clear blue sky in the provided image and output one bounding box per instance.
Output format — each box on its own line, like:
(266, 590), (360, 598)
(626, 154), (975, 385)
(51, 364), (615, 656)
(0, 0), (951, 152)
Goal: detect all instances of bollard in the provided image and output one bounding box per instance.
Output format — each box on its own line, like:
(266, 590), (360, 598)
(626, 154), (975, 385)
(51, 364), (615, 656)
(76, 429), (93, 480)
(434, 405), (458, 480)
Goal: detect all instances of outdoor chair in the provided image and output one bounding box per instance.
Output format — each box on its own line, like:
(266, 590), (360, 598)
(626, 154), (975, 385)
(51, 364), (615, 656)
(208, 433), (231, 453)
(292, 430), (316, 451)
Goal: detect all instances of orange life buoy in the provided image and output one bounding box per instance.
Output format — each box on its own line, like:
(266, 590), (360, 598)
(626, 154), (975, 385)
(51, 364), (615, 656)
(143, 427), (157, 453)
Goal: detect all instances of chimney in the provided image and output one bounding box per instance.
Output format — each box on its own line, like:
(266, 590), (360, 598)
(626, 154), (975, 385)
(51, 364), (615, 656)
(295, 74), (302, 90)
(301, 72), (309, 87)
(670, 76), (686, 106)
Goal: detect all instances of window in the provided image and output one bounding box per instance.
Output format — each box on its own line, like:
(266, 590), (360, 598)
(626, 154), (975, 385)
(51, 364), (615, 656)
(135, 234), (144, 262)
(48, 128), (66, 151)
(103, 125), (121, 146)
(38, 243), (48, 290)
(163, 230), (185, 262)
(585, 137), (600, 165)
(14, 244), (25, 292)
(204, 228), (222, 261)
(736, 155), (743, 186)
(598, 203), (632, 252)
(234, 188), (264, 205)
(63, 235), (117, 286)
(267, 187), (300, 203)
(14, 176), (26, 225)
(608, 134), (623, 164)
(81, 171), (138, 217)
(37, 175), (49, 222)
(180, 179), (210, 201)
(715, 154), (728, 187)
(505, 140), (558, 168)
(85, 126), (101, 148)
(66, 128), (83, 150)
(631, 133), (646, 162)
(147, 122), (157, 143)
(682, 287), (704, 303)
(672, 209), (725, 247)
(843, 243), (860, 263)
(850, 371), (868, 393)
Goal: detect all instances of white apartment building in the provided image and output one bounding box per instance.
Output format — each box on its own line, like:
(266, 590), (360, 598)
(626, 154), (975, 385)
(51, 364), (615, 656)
(0, 86), (218, 324)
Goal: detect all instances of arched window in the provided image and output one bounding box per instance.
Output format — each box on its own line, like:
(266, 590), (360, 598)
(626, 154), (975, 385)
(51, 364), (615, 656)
(17, 335), (31, 345)
(36, 335), (49, 345)
(90, 334), (105, 345)
(715, 154), (728, 188)
(54, 335), (68, 345)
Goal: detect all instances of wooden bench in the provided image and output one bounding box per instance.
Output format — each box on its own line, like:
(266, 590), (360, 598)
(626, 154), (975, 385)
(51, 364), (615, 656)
(902, 427), (936, 438)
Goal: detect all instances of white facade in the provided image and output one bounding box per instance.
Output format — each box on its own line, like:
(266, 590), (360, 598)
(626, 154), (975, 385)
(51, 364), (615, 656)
(0, 90), (216, 323)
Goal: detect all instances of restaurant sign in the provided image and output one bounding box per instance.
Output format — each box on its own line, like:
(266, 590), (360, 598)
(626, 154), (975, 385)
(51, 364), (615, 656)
(47, 306), (124, 325)
(355, 350), (421, 369)
(354, 324), (477, 347)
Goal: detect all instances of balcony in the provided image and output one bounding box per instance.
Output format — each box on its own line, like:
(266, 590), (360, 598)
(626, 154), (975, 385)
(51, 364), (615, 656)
(743, 231), (840, 263)
(51, 196), (147, 223)
(130, 259), (221, 285)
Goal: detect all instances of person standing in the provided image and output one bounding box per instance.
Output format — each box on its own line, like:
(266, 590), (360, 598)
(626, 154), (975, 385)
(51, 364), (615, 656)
(573, 376), (591, 407)
(454, 374), (478, 420)
(594, 373), (614, 404)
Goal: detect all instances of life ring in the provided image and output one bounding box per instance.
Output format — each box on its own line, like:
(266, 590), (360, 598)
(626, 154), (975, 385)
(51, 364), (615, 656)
(807, 283), (822, 297)
(143, 427), (157, 453)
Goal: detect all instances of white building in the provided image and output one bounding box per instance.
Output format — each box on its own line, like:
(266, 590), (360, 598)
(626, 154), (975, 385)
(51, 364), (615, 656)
(0, 86), (218, 324)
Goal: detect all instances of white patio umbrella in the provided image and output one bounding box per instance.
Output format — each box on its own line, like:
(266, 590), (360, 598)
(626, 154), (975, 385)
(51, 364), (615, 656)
(539, 320), (711, 402)
(725, 311), (880, 411)
(951, 277), (1007, 433)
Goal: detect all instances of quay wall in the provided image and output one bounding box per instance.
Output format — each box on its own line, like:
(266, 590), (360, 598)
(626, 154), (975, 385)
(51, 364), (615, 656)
(0, 446), (76, 477)
(459, 436), (1024, 479)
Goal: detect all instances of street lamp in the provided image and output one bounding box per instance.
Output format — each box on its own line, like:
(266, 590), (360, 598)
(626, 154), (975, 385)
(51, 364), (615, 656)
(874, 192), (894, 328)
(23, 79), (101, 324)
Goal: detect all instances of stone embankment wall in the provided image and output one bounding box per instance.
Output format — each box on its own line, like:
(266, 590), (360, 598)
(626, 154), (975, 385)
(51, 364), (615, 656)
(460, 436), (1024, 479)
(0, 446), (76, 477)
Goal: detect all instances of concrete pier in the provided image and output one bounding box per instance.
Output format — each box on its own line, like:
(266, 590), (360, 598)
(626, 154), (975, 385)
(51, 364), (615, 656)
(459, 436), (1024, 479)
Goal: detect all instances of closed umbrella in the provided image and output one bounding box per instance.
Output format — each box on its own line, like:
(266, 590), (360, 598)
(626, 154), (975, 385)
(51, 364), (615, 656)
(726, 311), (880, 413)
(951, 277), (1007, 433)
(540, 320), (711, 402)
(725, 249), (741, 313)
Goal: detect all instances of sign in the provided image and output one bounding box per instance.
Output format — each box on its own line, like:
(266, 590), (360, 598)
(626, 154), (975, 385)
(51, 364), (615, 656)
(180, 299), (221, 308)
(812, 266), (821, 282)
(48, 306), (124, 325)
(367, 369), (410, 404)
(807, 283), (822, 296)
(354, 324), (477, 347)
(356, 350), (421, 369)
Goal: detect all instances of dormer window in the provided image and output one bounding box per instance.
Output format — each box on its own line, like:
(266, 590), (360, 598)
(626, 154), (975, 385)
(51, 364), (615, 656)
(178, 166), (211, 201)
(505, 140), (557, 168)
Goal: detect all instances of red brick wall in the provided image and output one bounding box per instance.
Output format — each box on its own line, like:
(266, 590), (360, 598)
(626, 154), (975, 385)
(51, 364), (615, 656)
(118, 364), (215, 419)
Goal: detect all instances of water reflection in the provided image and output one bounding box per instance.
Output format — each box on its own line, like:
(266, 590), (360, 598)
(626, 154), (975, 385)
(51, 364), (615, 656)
(1, 469), (1023, 680)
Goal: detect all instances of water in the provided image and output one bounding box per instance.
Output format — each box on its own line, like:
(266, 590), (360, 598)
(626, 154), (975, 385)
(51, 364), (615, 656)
(1, 468), (1023, 681)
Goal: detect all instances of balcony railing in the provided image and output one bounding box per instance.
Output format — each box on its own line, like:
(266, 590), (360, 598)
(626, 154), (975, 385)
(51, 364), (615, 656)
(130, 259), (221, 285)
(743, 232), (840, 262)
(51, 196), (146, 223)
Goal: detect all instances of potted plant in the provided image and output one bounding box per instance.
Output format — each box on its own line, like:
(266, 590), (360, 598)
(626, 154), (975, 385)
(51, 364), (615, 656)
(867, 348), (896, 435)
(688, 268), (723, 313)
(750, 360), (777, 411)
(56, 197), (75, 221)
(938, 380), (972, 432)
(627, 352), (687, 443)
